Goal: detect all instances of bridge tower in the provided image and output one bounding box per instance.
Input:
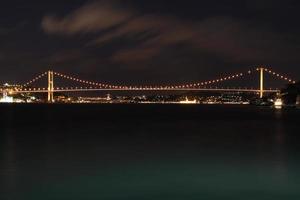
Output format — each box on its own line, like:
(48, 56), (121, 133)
(47, 71), (54, 103)
(259, 67), (264, 98)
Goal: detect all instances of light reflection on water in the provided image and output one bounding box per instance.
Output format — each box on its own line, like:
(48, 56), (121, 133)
(0, 104), (300, 199)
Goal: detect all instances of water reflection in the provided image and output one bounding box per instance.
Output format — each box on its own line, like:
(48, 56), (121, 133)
(0, 105), (300, 199)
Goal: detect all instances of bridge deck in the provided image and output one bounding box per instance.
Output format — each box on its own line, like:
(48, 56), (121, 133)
(10, 88), (280, 93)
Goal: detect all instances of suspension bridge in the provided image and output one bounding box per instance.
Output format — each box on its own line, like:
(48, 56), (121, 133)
(0, 66), (297, 103)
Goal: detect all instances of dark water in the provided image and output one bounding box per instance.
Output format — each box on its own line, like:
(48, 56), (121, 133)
(1, 104), (300, 200)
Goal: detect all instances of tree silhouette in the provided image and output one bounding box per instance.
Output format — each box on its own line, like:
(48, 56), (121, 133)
(281, 82), (300, 105)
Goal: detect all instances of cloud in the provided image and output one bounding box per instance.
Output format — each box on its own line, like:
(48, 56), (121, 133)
(41, 1), (300, 65)
(195, 17), (300, 63)
(92, 15), (198, 63)
(42, 1), (133, 34)
(101, 15), (296, 64)
(92, 15), (196, 46)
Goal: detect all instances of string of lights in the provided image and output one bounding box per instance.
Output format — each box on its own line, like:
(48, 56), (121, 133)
(22, 72), (48, 87)
(258, 67), (296, 84)
(18, 66), (296, 91)
(53, 69), (252, 90)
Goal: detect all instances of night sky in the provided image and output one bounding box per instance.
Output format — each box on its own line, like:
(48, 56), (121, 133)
(1, 0), (300, 85)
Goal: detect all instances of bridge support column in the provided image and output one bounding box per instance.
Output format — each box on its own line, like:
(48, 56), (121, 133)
(260, 67), (264, 98)
(48, 71), (54, 103)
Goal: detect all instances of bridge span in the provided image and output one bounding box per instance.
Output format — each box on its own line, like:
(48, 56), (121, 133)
(11, 88), (280, 93)
(0, 66), (296, 103)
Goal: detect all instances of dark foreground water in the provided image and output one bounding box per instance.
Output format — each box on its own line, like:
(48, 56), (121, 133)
(1, 104), (300, 200)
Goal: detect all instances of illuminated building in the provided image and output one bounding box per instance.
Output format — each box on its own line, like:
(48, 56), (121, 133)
(179, 97), (198, 104)
(0, 91), (13, 103)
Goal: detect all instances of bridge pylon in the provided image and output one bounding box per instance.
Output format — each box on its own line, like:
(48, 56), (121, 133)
(47, 71), (54, 103)
(260, 67), (264, 98)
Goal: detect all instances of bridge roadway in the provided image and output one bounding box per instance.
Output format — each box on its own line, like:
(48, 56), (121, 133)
(10, 88), (280, 93)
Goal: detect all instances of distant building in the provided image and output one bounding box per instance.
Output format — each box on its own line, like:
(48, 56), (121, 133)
(0, 91), (16, 103)
(0, 95), (13, 103)
(179, 97), (198, 104)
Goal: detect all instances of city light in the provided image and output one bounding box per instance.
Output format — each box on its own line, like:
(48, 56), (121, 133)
(274, 98), (283, 107)
(0, 95), (13, 103)
(179, 97), (198, 104)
